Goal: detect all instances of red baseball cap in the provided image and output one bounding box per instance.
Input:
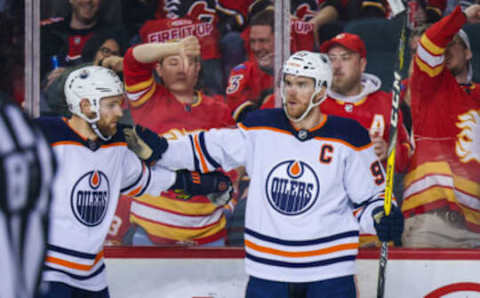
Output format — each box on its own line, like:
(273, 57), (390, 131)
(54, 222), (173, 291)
(320, 33), (367, 58)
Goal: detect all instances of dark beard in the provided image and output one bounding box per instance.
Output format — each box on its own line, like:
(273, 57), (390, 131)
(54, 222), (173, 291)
(97, 122), (117, 138)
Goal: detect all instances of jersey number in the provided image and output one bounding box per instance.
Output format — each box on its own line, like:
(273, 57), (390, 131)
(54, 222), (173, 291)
(370, 160), (385, 185)
(3, 152), (37, 212)
(226, 74), (244, 94)
(109, 215), (122, 236)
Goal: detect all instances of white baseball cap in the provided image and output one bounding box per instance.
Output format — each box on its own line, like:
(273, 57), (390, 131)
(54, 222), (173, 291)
(457, 29), (473, 83)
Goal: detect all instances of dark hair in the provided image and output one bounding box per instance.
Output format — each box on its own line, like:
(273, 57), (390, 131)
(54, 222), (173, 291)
(249, 6), (274, 32)
(248, 0), (273, 21)
(81, 30), (127, 62)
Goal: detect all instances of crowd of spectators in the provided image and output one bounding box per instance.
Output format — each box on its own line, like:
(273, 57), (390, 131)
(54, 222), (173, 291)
(1, 0), (479, 250)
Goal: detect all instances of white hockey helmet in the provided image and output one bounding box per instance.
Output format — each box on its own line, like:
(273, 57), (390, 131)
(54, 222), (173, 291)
(281, 51), (332, 122)
(65, 65), (124, 124)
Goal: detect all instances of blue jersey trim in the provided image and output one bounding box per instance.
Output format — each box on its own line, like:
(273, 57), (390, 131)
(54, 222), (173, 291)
(35, 117), (128, 147)
(47, 244), (97, 259)
(189, 135), (200, 172)
(246, 253), (356, 268)
(353, 194), (385, 210)
(240, 109), (370, 148)
(245, 228), (359, 246)
(241, 109), (291, 132)
(355, 198), (384, 220)
(314, 116), (370, 148)
(35, 117), (81, 144)
(199, 132), (221, 169)
(120, 159), (144, 193)
(136, 165), (151, 197)
(44, 263), (105, 280)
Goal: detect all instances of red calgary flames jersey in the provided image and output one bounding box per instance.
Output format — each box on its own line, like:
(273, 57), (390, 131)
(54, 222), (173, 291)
(321, 90), (411, 172)
(154, 0), (245, 28)
(403, 6), (480, 231)
(119, 48), (235, 245)
(123, 48), (234, 132)
(140, 17), (220, 60)
(226, 60), (274, 115)
(105, 195), (133, 245)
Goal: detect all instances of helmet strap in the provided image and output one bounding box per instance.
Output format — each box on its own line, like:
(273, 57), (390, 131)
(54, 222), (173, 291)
(90, 122), (112, 141)
(283, 86), (327, 123)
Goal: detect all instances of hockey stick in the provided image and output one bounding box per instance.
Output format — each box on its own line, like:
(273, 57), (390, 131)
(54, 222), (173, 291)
(376, 1), (408, 297)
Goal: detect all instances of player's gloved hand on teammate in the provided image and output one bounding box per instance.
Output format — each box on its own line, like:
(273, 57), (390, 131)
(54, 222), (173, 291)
(170, 170), (233, 206)
(124, 125), (168, 165)
(372, 205), (404, 245)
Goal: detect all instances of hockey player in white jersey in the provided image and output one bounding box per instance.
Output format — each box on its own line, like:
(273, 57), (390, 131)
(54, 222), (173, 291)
(125, 51), (404, 298)
(35, 66), (232, 298)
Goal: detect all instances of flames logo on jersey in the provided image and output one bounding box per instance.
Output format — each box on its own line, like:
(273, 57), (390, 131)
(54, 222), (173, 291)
(456, 110), (480, 163)
(163, 0), (215, 23)
(265, 160), (319, 215)
(70, 170), (110, 226)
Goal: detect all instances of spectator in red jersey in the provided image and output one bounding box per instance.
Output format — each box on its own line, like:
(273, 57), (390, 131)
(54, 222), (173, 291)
(138, 16), (225, 95)
(402, 5), (480, 248)
(240, 1), (316, 62)
(320, 33), (412, 173)
(41, 0), (127, 80)
(227, 4), (318, 122)
(319, 33), (412, 247)
(122, 36), (239, 247)
(226, 8), (275, 122)
(139, 0), (248, 95)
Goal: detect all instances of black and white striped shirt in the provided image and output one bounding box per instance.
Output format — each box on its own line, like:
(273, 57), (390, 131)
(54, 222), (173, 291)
(0, 101), (56, 298)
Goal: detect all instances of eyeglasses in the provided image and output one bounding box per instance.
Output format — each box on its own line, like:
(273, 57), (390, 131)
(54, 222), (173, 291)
(98, 47), (120, 56)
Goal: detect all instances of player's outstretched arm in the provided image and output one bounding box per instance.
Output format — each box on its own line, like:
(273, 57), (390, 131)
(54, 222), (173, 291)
(131, 35), (200, 64)
(124, 125), (168, 165)
(170, 170), (233, 206)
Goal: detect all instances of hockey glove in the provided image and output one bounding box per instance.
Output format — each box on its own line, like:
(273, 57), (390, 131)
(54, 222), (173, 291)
(124, 125), (168, 165)
(372, 205), (404, 245)
(170, 170), (233, 206)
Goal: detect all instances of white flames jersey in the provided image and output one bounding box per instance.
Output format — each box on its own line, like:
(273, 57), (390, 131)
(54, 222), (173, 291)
(160, 109), (386, 282)
(35, 117), (176, 291)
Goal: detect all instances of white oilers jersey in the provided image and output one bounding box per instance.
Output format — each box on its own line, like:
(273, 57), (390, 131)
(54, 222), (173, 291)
(160, 109), (386, 282)
(35, 117), (175, 291)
